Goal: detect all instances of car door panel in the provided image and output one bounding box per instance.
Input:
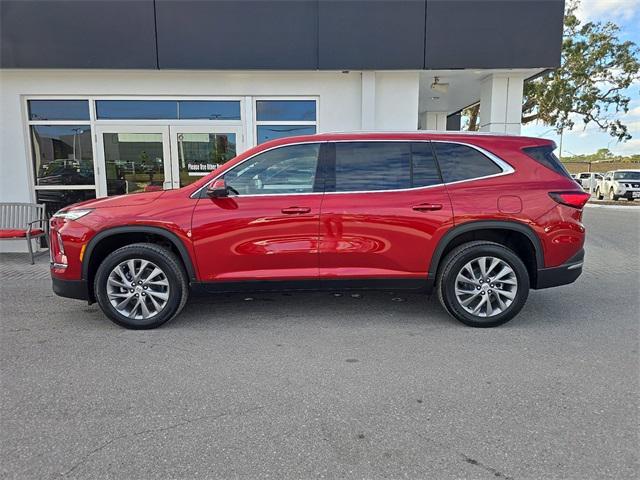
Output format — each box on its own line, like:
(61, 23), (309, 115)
(190, 142), (323, 282)
(319, 189), (453, 278)
(318, 141), (453, 279)
(191, 194), (322, 281)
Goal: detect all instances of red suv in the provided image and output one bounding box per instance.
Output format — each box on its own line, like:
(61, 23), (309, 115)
(50, 132), (588, 329)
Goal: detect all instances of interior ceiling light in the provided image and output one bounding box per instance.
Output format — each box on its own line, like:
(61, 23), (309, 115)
(431, 77), (449, 93)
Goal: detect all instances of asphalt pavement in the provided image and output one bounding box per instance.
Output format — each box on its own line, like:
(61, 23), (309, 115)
(1, 206), (638, 479)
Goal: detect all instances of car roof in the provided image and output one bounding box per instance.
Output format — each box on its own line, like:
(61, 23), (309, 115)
(255, 131), (555, 151)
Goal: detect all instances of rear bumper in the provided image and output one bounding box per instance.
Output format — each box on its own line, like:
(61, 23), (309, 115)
(534, 249), (584, 289)
(52, 275), (89, 301)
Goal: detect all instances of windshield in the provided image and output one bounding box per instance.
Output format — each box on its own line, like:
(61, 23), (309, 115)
(613, 171), (640, 180)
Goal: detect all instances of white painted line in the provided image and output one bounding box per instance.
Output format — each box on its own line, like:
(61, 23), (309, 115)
(586, 203), (640, 210)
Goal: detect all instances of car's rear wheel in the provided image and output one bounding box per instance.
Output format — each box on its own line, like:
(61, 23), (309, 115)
(94, 243), (188, 329)
(609, 188), (619, 201)
(437, 241), (529, 328)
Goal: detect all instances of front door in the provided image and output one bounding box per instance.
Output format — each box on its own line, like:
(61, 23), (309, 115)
(169, 126), (243, 188)
(96, 125), (172, 197)
(191, 142), (324, 282)
(96, 125), (244, 196)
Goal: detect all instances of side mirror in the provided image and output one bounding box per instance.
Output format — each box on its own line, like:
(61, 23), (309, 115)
(206, 178), (229, 198)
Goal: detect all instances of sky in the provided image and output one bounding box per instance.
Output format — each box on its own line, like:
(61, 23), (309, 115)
(520, 0), (640, 157)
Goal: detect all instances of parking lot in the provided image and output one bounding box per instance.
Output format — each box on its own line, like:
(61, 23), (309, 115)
(1, 206), (638, 479)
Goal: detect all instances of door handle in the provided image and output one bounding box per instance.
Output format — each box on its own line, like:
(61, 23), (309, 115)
(281, 206), (311, 214)
(412, 203), (443, 212)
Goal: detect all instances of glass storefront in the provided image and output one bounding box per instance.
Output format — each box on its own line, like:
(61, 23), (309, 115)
(25, 97), (318, 214)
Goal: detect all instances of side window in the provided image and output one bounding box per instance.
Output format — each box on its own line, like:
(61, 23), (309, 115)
(433, 142), (503, 183)
(411, 142), (442, 187)
(334, 142), (410, 192)
(224, 143), (320, 195)
(580, 173), (590, 179)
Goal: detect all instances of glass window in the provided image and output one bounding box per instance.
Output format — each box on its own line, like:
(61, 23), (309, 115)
(613, 171), (640, 180)
(36, 190), (96, 217)
(102, 133), (167, 196)
(224, 143), (320, 195)
(178, 101), (241, 120)
(433, 143), (502, 183)
(96, 100), (178, 120)
(257, 125), (316, 144)
(28, 100), (90, 121)
(522, 145), (572, 179)
(411, 143), (442, 187)
(256, 100), (316, 121)
(176, 132), (237, 187)
(31, 126), (94, 186)
(334, 142), (410, 192)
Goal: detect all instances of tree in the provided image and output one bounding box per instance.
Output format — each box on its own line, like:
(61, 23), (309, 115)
(523, 0), (639, 141)
(463, 0), (639, 141)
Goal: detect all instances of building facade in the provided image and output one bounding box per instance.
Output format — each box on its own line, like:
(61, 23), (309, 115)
(0, 0), (565, 251)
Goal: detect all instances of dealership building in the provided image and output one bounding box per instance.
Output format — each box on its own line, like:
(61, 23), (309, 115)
(0, 0), (564, 251)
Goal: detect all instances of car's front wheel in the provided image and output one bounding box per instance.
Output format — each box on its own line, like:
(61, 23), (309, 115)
(595, 188), (603, 200)
(609, 188), (619, 201)
(94, 243), (189, 329)
(437, 241), (530, 328)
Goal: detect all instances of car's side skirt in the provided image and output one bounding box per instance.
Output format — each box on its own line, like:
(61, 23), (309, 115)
(191, 277), (431, 294)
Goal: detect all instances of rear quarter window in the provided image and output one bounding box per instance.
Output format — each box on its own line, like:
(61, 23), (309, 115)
(432, 142), (502, 183)
(522, 145), (572, 179)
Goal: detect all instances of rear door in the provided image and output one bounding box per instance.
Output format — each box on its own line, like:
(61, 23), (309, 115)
(318, 141), (453, 283)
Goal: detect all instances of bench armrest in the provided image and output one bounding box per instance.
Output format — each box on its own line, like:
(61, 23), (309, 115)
(26, 219), (49, 234)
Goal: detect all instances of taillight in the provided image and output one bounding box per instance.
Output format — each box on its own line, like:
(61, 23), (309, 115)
(549, 191), (591, 209)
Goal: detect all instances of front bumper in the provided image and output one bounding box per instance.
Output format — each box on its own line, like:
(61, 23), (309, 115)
(617, 190), (640, 199)
(52, 275), (89, 301)
(534, 249), (584, 289)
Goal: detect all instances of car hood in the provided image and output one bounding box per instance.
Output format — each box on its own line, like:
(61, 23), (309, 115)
(67, 191), (166, 210)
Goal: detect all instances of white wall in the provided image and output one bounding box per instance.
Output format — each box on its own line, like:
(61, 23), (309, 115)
(0, 69), (420, 251)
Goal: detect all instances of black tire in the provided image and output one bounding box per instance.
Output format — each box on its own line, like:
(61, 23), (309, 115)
(437, 241), (530, 328)
(94, 243), (189, 329)
(609, 189), (619, 201)
(627, 198), (634, 202)
(596, 188), (603, 200)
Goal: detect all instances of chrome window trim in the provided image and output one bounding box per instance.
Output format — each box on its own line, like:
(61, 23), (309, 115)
(191, 139), (515, 199)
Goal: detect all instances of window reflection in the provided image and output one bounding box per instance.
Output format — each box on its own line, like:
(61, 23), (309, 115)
(36, 190), (96, 217)
(95, 100), (242, 120)
(334, 142), (411, 192)
(257, 125), (316, 144)
(28, 100), (90, 121)
(177, 133), (236, 187)
(256, 100), (316, 121)
(103, 133), (165, 195)
(178, 101), (241, 120)
(31, 125), (94, 186)
(225, 144), (320, 195)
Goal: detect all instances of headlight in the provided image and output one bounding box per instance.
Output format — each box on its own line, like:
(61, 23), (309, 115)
(52, 209), (93, 220)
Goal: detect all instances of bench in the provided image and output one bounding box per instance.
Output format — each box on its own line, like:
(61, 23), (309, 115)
(0, 203), (49, 264)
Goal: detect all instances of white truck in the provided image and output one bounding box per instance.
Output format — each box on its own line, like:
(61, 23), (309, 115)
(576, 172), (603, 192)
(595, 170), (640, 201)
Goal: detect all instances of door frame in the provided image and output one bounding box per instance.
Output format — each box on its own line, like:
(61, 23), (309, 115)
(168, 125), (244, 189)
(95, 124), (172, 197)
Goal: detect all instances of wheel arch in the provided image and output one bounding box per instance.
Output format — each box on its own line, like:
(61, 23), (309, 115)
(82, 226), (196, 298)
(428, 220), (544, 284)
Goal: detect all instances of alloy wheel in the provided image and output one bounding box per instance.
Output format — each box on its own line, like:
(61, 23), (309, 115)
(106, 259), (170, 320)
(454, 256), (518, 318)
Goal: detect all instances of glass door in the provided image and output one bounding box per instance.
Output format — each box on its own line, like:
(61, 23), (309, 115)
(169, 126), (243, 188)
(96, 125), (172, 197)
